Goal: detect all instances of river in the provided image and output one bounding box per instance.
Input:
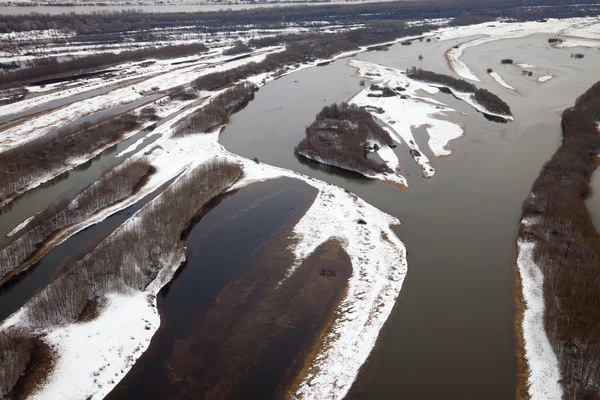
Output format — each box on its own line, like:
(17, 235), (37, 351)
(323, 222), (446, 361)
(1, 29), (599, 399)
(219, 34), (600, 398)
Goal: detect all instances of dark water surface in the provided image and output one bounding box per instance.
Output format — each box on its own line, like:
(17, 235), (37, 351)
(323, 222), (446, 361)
(107, 178), (320, 399)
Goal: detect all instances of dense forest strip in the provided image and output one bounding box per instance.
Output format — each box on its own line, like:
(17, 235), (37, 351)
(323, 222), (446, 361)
(174, 82), (258, 135)
(0, 160), (243, 399)
(295, 103), (394, 176)
(518, 81), (600, 398)
(0, 0), (597, 35)
(0, 43), (207, 90)
(406, 67), (512, 116)
(0, 159), (156, 288)
(0, 111), (156, 207)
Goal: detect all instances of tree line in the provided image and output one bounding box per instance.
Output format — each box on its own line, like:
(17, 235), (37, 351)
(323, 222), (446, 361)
(295, 102), (394, 175)
(0, 159), (155, 287)
(520, 81), (600, 398)
(0, 160), (243, 398)
(174, 82), (258, 135)
(406, 67), (512, 116)
(0, 0), (598, 36)
(0, 43), (207, 90)
(0, 111), (156, 207)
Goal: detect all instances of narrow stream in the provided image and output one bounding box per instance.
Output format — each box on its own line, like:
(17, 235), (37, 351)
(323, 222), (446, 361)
(0, 176), (178, 324)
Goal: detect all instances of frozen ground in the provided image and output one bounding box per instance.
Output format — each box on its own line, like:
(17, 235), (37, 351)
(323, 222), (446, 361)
(516, 237), (563, 400)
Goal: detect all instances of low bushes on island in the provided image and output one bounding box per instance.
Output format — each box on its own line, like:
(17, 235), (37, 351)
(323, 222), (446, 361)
(519, 81), (600, 398)
(294, 102), (394, 176)
(406, 67), (512, 116)
(0, 159), (156, 286)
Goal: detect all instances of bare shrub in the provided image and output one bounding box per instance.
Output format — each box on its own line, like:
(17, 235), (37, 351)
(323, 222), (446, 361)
(294, 102), (393, 175)
(520, 81), (600, 398)
(0, 329), (34, 398)
(222, 40), (252, 56)
(21, 160), (243, 330)
(174, 82), (257, 135)
(0, 113), (142, 204)
(0, 159), (155, 285)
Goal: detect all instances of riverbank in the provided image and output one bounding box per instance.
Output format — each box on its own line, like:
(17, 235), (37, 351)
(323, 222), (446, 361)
(516, 82), (600, 399)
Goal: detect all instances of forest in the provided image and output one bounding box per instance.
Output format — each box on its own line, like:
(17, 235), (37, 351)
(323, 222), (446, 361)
(295, 102), (394, 176)
(0, 159), (155, 286)
(175, 82), (258, 135)
(520, 81), (600, 398)
(0, 160), (243, 399)
(0, 0), (597, 36)
(406, 67), (512, 116)
(0, 110), (157, 205)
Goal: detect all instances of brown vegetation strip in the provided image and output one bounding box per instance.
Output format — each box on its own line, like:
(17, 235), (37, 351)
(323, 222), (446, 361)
(406, 67), (512, 116)
(295, 102), (396, 176)
(0, 159), (156, 288)
(518, 81), (600, 398)
(174, 82), (258, 135)
(0, 102), (163, 208)
(0, 160), (243, 397)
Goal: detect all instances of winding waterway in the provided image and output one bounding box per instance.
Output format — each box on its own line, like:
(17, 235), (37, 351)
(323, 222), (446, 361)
(219, 35), (600, 398)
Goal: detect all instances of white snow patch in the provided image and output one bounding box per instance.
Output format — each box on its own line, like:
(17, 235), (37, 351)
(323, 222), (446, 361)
(516, 239), (564, 400)
(538, 75), (554, 83)
(348, 60), (467, 176)
(6, 213), (36, 237)
(489, 71), (516, 91)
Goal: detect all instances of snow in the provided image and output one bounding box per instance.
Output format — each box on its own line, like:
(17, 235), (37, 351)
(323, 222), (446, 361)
(1, 89), (408, 400)
(538, 75), (554, 83)
(516, 239), (564, 400)
(349, 60), (467, 177)
(489, 71), (516, 91)
(6, 213), (36, 237)
(517, 63), (536, 69)
(554, 38), (600, 48)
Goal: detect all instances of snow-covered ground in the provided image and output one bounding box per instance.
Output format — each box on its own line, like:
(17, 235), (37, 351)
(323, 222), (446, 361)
(1, 85), (408, 400)
(349, 60), (466, 178)
(436, 17), (600, 82)
(516, 237), (563, 400)
(489, 71), (516, 91)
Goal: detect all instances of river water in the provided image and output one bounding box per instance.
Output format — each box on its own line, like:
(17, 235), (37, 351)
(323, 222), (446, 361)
(219, 34), (600, 398)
